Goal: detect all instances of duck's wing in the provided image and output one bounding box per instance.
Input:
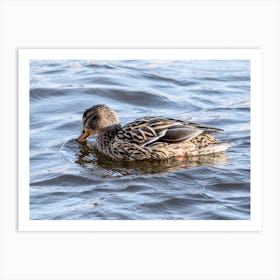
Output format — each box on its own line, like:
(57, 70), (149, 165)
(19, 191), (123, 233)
(116, 117), (205, 147)
(184, 121), (224, 133)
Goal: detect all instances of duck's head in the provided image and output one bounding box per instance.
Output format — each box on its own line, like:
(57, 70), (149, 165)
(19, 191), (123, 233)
(77, 104), (120, 143)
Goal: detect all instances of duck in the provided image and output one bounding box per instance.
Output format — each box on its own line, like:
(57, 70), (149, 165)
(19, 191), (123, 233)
(77, 104), (230, 161)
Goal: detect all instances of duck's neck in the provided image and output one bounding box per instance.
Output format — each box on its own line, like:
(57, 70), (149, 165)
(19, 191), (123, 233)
(96, 124), (122, 148)
(100, 124), (122, 137)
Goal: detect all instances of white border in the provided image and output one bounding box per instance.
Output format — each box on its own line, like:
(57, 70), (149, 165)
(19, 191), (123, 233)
(18, 48), (262, 231)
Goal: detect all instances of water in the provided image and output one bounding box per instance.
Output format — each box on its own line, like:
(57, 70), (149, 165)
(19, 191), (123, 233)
(30, 59), (250, 220)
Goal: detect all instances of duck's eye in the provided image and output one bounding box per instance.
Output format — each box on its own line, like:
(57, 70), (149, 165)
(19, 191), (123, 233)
(85, 114), (97, 121)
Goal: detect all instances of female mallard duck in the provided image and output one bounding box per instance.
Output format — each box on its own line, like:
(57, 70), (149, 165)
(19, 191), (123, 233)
(77, 104), (230, 161)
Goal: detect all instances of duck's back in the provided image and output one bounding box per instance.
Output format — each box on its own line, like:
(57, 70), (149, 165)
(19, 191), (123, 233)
(95, 117), (229, 160)
(116, 117), (222, 146)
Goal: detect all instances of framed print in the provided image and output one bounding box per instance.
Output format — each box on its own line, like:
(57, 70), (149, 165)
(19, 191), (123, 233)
(18, 48), (262, 231)
(1, 1), (279, 280)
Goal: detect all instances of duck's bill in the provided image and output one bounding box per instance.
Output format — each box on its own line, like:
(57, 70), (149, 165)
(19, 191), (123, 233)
(77, 130), (90, 143)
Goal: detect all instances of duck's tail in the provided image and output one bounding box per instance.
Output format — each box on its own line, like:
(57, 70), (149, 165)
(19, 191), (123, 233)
(198, 142), (231, 155)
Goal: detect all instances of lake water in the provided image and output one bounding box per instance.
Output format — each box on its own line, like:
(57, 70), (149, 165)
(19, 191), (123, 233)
(29, 59), (250, 220)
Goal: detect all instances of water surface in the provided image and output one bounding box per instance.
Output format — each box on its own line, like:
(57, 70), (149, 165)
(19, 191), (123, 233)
(30, 59), (250, 220)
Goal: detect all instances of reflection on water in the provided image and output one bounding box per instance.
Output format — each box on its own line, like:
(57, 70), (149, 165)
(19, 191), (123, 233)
(30, 59), (250, 220)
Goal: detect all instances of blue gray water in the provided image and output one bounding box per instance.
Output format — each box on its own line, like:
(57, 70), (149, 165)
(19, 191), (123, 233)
(30, 59), (250, 220)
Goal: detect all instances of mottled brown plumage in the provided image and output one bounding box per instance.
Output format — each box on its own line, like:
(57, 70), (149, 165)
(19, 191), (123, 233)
(77, 104), (230, 161)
